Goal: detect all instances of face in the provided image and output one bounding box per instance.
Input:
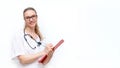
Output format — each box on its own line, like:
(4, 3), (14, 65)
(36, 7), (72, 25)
(24, 10), (37, 28)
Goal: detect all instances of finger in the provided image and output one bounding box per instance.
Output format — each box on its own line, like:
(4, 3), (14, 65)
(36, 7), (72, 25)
(48, 43), (53, 47)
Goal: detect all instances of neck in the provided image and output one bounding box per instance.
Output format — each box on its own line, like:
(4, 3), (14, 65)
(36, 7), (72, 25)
(25, 27), (35, 34)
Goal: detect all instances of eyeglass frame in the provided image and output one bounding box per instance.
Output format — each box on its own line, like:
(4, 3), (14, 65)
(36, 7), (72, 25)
(24, 15), (37, 20)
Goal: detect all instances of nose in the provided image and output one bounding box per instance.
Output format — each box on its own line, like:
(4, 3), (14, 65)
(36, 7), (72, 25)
(29, 18), (33, 21)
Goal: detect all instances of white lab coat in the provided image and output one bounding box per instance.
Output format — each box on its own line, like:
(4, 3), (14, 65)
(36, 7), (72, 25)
(11, 29), (46, 68)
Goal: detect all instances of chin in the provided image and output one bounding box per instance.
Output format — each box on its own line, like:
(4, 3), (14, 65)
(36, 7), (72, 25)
(28, 24), (36, 28)
(31, 25), (36, 28)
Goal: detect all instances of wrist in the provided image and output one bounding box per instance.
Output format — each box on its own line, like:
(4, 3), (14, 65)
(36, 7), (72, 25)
(42, 51), (47, 55)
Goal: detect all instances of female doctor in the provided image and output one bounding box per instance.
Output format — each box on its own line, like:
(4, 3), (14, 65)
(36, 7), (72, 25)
(11, 7), (54, 68)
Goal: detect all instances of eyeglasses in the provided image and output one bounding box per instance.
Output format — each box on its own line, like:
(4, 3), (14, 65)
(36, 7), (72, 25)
(24, 15), (37, 20)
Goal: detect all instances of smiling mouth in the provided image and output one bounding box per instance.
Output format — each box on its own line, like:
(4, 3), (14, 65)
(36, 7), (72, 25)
(29, 22), (35, 24)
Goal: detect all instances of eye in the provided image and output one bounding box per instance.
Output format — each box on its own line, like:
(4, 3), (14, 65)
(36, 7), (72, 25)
(25, 16), (30, 19)
(25, 15), (37, 20)
(32, 15), (37, 18)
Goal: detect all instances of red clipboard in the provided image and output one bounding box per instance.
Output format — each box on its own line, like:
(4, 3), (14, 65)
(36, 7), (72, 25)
(38, 39), (64, 63)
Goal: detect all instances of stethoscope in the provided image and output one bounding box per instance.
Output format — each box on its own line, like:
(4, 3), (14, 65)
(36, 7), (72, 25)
(24, 30), (45, 49)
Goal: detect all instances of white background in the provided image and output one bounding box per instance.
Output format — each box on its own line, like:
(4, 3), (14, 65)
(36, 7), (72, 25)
(0, 0), (120, 68)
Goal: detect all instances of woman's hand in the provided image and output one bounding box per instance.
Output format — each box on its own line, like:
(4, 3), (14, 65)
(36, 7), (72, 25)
(44, 43), (54, 55)
(42, 43), (54, 65)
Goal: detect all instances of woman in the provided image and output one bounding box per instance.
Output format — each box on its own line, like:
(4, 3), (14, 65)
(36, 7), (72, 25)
(11, 7), (54, 68)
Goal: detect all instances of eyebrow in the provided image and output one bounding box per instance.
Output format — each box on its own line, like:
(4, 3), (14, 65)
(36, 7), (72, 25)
(25, 14), (37, 17)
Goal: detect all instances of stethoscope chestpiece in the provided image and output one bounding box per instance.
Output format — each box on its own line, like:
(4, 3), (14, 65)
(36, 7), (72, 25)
(37, 42), (41, 46)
